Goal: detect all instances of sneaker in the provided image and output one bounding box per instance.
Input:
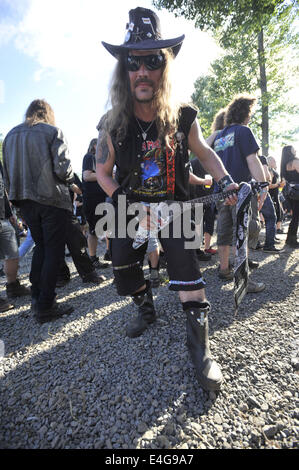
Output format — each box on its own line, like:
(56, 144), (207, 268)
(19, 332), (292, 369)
(263, 245), (284, 253)
(35, 303), (74, 324)
(0, 297), (14, 313)
(218, 267), (234, 280)
(91, 257), (109, 269)
(82, 272), (106, 284)
(247, 280), (265, 293)
(205, 248), (217, 255)
(197, 249), (211, 261)
(6, 280), (31, 299)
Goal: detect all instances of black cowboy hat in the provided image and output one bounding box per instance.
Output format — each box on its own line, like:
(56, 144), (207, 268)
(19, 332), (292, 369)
(102, 7), (184, 59)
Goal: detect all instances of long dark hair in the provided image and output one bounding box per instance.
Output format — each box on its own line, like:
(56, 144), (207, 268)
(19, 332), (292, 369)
(280, 145), (297, 179)
(87, 138), (98, 155)
(25, 99), (55, 126)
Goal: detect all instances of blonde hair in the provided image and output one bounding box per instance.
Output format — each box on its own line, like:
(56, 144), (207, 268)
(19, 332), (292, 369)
(105, 49), (180, 145)
(25, 99), (55, 126)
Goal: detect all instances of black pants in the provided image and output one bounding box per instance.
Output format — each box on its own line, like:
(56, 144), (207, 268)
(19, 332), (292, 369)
(111, 211), (205, 296)
(19, 200), (69, 310)
(59, 215), (94, 279)
(287, 198), (299, 239)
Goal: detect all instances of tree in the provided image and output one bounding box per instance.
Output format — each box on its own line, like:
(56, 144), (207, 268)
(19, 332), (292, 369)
(154, 0), (299, 154)
(191, 20), (299, 150)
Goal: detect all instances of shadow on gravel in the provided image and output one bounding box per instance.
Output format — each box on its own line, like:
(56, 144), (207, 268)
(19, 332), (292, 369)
(0, 280), (217, 449)
(202, 249), (298, 329)
(0, 242), (297, 449)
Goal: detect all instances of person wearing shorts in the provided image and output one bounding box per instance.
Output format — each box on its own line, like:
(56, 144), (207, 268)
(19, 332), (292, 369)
(0, 164), (30, 310)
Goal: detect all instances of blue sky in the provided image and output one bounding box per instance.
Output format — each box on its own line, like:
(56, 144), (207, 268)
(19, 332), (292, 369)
(1, 0), (298, 175)
(0, 0), (222, 175)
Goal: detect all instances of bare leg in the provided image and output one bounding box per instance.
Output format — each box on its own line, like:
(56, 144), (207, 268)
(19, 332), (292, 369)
(4, 258), (18, 283)
(87, 233), (98, 257)
(218, 245), (230, 271)
(179, 288), (207, 303)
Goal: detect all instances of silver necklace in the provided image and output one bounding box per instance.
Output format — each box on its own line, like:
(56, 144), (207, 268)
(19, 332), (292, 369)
(135, 117), (155, 141)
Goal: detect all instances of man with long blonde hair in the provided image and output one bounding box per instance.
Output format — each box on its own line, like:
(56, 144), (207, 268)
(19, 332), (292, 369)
(96, 7), (238, 392)
(3, 99), (75, 323)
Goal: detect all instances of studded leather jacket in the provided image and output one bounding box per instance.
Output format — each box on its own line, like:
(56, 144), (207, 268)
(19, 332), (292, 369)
(3, 122), (74, 212)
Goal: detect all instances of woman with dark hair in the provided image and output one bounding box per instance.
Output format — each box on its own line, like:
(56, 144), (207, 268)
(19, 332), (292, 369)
(280, 145), (299, 248)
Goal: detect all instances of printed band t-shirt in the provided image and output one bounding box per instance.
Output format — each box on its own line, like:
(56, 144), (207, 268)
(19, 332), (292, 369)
(131, 120), (167, 200)
(213, 124), (260, 183)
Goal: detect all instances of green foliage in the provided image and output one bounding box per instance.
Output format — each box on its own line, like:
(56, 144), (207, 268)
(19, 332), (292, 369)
(158, 1), (299, 149)
(154, 0), (298, 46)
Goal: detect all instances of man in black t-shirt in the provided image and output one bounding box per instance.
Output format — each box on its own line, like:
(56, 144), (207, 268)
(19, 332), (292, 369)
(82, 138), (109, 269)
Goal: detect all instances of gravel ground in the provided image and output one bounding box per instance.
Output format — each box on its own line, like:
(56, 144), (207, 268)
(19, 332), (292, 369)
(0, 225), (298, 450)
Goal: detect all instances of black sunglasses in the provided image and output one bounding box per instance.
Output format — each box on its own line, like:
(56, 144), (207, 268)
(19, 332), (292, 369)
(126, 53), (165, 72)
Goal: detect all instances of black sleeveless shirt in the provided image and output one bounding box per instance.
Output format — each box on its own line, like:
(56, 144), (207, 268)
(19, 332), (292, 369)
(111, 106), (197, 203)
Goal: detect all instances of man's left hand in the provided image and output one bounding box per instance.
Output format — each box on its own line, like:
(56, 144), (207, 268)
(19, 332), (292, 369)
(223, 183), (239, 206)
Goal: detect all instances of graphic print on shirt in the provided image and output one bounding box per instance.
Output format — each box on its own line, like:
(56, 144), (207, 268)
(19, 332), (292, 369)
(214, 132), (235, 153)
(133, 138), (167, 198)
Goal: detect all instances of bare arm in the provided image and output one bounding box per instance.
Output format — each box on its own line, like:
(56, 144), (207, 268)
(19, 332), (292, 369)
(83, 170), (97, 182)
(189, 120), (239, 180)
(246, 153), (266, 182)
(188, 119), (238, 204)
(263, 164), (272, 184)
(189, 172), (212, 186)
(292, 159), (299, 173)
(205, 130), (219, 148)
(95, 130), (118, 197)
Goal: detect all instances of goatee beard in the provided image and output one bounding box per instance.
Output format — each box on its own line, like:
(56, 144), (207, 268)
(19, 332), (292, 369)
(134, 94), (154, 104)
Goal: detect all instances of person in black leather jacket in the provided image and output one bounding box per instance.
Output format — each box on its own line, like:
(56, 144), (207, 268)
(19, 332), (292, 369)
(3, 99), (75, 323)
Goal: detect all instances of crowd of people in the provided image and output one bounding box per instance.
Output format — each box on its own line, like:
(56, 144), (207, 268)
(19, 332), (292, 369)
(1, 7), (298, 393)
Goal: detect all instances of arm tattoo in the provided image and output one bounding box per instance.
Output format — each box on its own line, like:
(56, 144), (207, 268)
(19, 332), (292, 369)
(96, 130), (109, 164)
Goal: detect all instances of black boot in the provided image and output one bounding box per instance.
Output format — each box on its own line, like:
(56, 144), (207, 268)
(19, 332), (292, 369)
(126, 282), (157, 338)
(285, 235), (299, 248)
(184, 302), (223, 391)
(6, 279), (31, 299)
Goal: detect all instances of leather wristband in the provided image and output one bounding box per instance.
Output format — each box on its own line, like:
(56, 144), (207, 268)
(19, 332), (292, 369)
(217, 174), (234, 191)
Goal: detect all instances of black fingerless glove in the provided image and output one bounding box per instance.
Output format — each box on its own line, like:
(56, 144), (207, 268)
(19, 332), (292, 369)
(217, 175), (234, 191)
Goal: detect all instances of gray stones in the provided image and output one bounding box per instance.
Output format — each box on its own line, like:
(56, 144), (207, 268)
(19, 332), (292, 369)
(0, 237), (298, 449)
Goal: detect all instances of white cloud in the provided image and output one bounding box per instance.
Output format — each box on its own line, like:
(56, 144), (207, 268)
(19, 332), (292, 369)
(1, 0), (221, 172)
(8, 0), (220, 101)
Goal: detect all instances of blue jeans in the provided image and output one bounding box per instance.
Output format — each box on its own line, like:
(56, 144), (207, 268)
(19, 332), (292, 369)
(260, 194), (277, 247)
(19, 228), (35, 257)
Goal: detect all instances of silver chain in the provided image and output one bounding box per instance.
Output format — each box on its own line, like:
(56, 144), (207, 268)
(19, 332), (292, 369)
(135, 117), (155, 141)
